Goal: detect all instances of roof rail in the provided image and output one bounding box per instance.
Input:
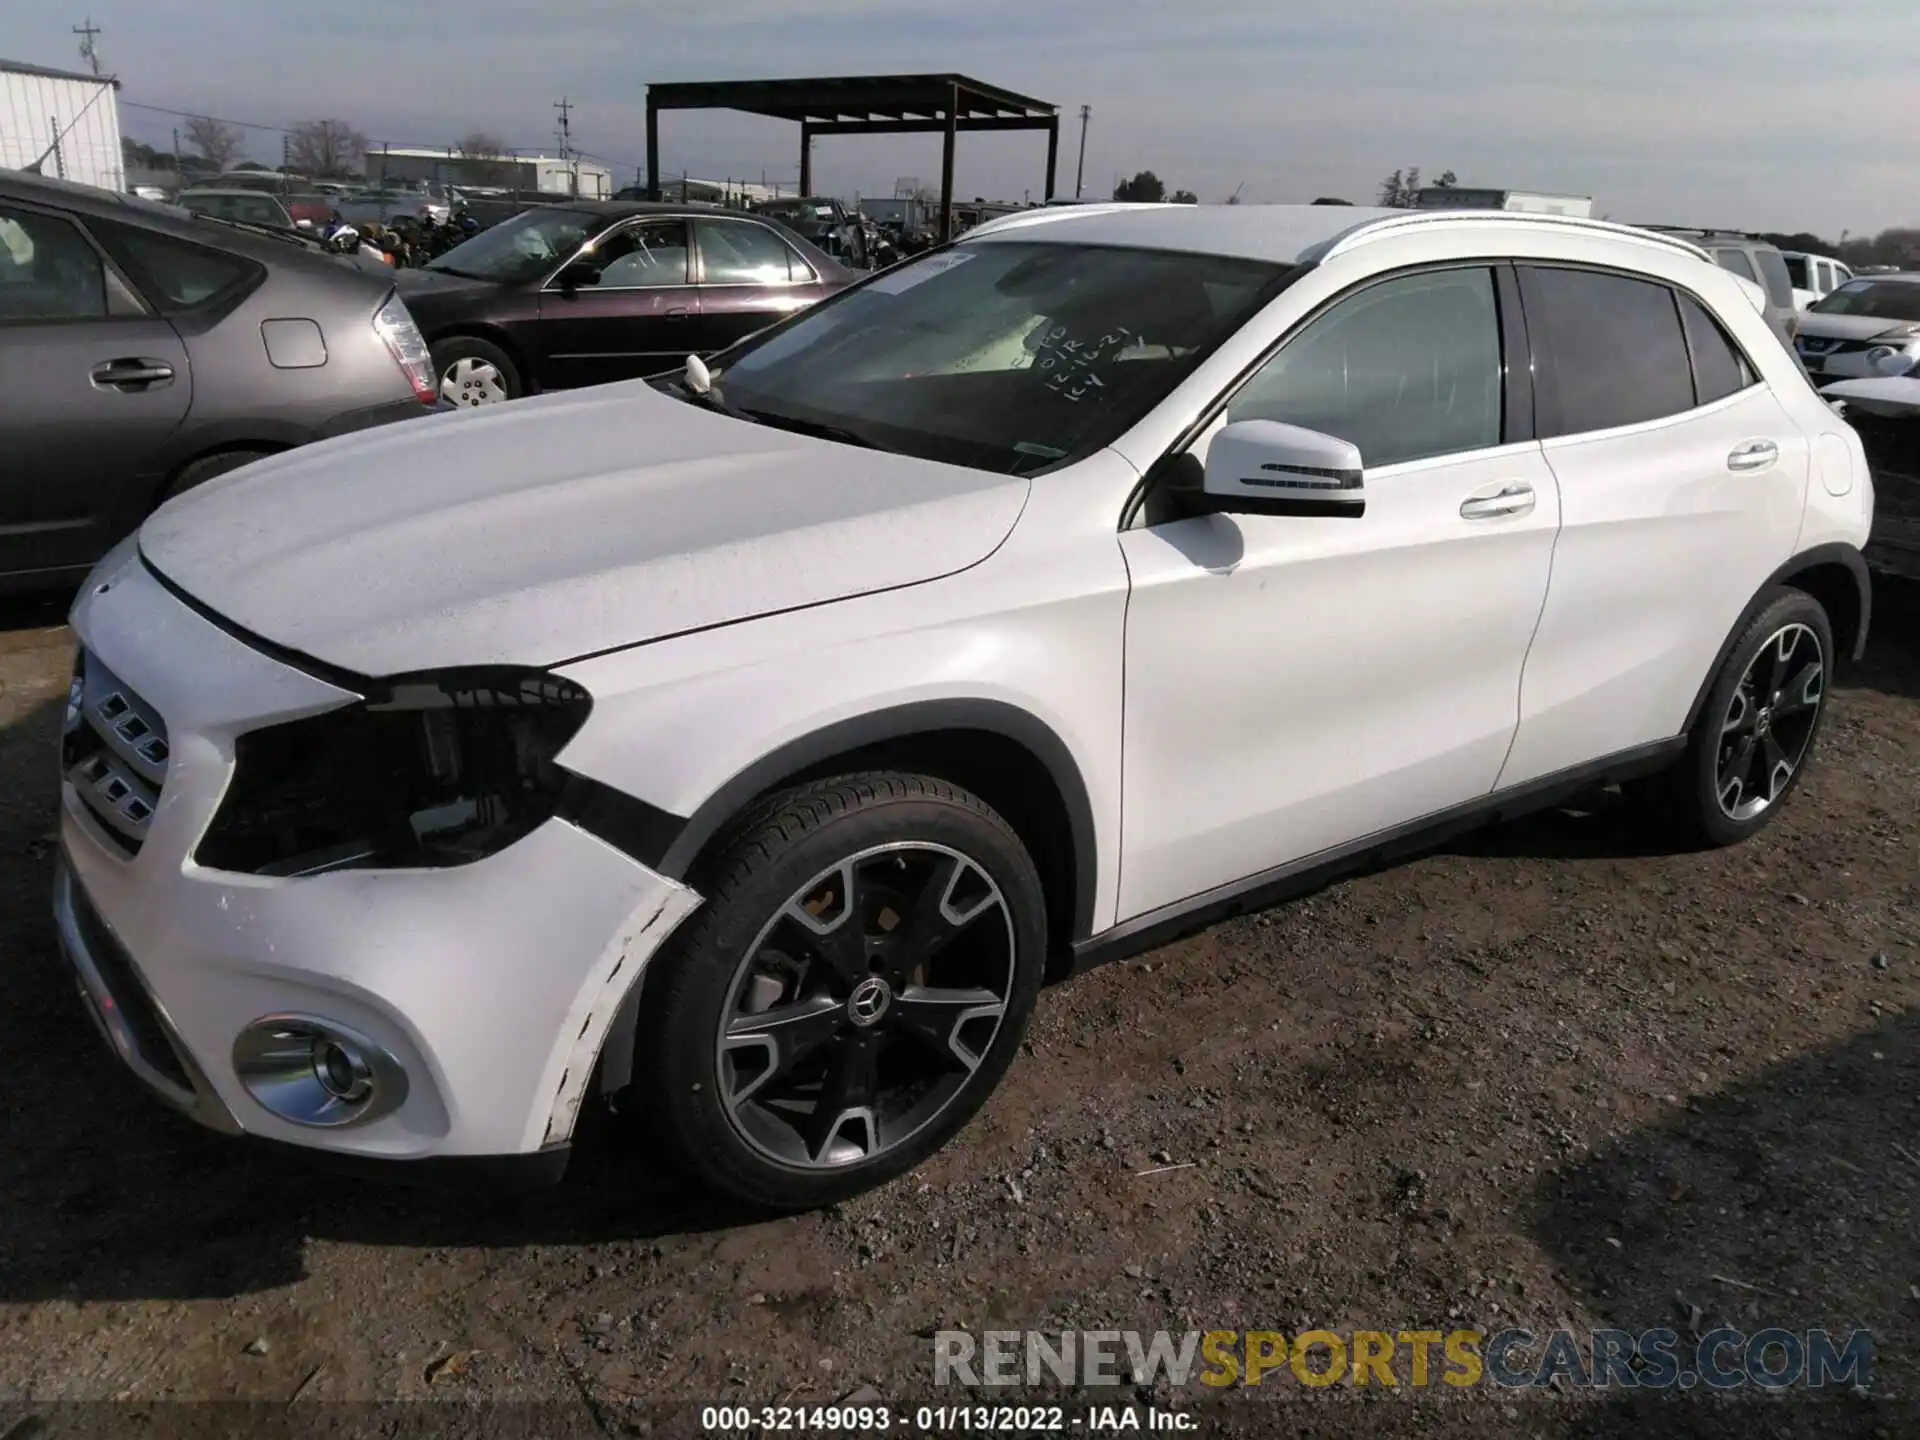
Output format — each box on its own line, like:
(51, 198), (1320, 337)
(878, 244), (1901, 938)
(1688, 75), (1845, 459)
(1312, 209), (1712, 265)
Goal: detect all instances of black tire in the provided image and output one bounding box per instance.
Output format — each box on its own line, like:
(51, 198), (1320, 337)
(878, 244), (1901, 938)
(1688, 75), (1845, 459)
(430, 335), (521, 407)
(1654, 587), (1834, 848)
(158, 448), (273, 507)
(635, 772), (1047, 1211)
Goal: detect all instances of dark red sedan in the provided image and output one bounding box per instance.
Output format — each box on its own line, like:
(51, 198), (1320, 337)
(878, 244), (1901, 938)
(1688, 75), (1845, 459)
(391, 202), (855, 407)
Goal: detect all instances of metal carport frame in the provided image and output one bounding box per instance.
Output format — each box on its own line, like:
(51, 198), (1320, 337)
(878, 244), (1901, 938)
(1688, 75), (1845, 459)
(644, 73), (1060, 241)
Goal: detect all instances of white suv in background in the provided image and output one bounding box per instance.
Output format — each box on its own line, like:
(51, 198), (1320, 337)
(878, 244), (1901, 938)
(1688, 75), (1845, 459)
(1783, 250), (1855, 311)
(57, 206), (1873, 1210)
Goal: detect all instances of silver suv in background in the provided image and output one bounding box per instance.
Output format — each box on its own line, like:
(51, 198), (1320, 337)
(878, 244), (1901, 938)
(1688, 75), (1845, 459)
(1646, 228), (1802, 347)
(0, 171), (439, 593)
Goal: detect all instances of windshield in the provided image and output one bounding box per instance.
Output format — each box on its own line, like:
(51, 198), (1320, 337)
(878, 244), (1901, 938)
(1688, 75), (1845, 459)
(1810, 279), (1920, 322)
(707, 241), (1290, 474)
(425, 206), (596, 282)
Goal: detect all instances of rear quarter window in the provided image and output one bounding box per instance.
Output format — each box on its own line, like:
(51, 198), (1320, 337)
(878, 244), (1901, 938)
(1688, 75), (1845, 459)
(90, 220), (263, 314)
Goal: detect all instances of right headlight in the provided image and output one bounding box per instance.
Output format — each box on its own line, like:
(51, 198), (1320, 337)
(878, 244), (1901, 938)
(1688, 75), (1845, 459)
(195, 668), (592, 877)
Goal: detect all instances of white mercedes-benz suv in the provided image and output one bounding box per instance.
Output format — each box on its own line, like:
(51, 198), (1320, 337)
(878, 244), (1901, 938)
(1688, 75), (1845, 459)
(56, 204), (1874, 1209)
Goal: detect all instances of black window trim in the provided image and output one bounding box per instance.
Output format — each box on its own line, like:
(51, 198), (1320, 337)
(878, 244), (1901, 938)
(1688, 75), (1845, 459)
(1513, 260), (1763, 443)
(692, 215), (819, 289)
(0, 198), (154, 328)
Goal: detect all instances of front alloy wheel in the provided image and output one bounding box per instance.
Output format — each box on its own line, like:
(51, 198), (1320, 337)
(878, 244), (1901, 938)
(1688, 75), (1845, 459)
(636, 773), (1047, 1210)
(718, 843), (1017, 1169)
(440, 356), (508, 407)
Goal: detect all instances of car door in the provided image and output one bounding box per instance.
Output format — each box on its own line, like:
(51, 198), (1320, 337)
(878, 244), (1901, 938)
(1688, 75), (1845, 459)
(692, 217), (825, 354)
(1116, 264), (1561, 920)
(536, 217), (697, 389)
(1498, 265), (1811, 788)
(0, 201), (191, 579)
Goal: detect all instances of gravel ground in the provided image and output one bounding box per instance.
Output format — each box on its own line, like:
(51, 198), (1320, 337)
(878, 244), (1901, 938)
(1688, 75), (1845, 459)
(0, 567), (1915, 1440)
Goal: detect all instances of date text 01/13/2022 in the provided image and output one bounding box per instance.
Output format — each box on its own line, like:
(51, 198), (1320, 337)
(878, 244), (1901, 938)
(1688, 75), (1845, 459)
(698, 1402), (1197, 1431)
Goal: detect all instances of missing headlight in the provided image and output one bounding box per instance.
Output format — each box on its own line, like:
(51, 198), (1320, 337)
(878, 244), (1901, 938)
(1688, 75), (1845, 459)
(195, 669), (592, 877)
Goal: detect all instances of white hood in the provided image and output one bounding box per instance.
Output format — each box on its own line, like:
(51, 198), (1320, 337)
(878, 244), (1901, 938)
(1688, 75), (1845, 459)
(1795, 311), (1917, 342)
(1822, 375), (1920, 419)
(139, 381), (1029, 675)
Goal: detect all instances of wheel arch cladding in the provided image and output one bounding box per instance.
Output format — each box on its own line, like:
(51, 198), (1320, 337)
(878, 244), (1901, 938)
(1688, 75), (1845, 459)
(1681, 543), (1870, 737)
(584, 702), (1097, 1099)
(657, 699), (1098, 964)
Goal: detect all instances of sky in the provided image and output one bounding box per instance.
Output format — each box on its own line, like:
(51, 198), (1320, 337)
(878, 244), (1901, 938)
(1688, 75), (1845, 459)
(4, 0), (1913, 236)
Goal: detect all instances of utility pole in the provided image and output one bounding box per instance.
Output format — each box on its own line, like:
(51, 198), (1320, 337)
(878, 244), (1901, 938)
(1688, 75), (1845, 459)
(1074, 105), (1090, 200)
(171, 126), (181, 184)
(73, 17), (102, 76)
(553, 98), (575, 197)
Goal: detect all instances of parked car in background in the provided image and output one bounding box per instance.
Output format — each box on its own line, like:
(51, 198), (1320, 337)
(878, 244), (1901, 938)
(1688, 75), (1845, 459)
(176, 188), (297, 232)
(1782, 250), (1854, 311)
(0, 170), (439, 591)
(1794, 273), (1920, 385)
(394, 201), (853, 406)
(1647, 228), (1801, 345)
(57, 205), (1871, 1208)
(203, 171), (333, 229)
(751, 195), (871, 268)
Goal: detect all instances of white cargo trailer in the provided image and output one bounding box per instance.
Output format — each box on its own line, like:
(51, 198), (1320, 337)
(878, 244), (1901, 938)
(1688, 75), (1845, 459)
(1414, 186), (1593, 218)
(0, 58), (123, 193)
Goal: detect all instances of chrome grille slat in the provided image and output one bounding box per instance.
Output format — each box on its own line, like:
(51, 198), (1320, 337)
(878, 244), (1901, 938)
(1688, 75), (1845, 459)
(81, 651), (170, 785)
(63, 648), (171, 853)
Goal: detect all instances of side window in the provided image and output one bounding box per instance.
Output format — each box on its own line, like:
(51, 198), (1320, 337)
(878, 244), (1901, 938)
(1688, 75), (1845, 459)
(700, 220), (803, 285)
(592, 220), (690, 286)
(1225, 267), (1503, 468)
(1526, 267), (1694, 435)
(1712, 248), (1758, 283)
(91, 222), (257, 313)
(0, 205), (108, 322)
(1677, 294), (1758, 405)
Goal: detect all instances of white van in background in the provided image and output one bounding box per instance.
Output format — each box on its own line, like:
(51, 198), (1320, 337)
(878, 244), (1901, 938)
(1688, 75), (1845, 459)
(1782, 251), (1854, 310)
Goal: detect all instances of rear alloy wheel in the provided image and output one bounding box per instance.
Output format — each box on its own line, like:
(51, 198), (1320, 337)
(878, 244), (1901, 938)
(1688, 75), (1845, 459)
(1662, 588), (1833, 847)
(637, 774), (1046, 1210)
(430, 336), (520, 408)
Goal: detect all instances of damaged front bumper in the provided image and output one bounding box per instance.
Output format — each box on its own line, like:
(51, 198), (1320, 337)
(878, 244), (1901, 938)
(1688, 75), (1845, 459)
(54, 540), (703, 1182)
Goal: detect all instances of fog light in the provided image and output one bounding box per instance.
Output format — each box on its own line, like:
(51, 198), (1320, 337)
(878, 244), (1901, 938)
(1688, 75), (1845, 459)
(233, 1016), (407, 1127)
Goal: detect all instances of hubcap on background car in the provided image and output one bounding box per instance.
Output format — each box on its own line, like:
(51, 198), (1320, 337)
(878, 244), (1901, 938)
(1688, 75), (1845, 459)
(440, 357), (507, 407)
(1717, 622), (1824, 821)
(715, 842), (1017, 1170)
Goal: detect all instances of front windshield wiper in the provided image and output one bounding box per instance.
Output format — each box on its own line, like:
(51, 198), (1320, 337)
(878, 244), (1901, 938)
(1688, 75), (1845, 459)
(735, 406), (886, 452)
(423, 263), (488, 280)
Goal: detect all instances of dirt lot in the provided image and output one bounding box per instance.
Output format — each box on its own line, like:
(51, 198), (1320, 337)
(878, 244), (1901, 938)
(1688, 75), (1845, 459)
(0, 568), (1915, 1440)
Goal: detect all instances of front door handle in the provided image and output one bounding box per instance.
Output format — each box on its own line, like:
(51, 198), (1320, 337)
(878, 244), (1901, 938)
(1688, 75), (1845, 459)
(663, 307), (690, 320)
(1728, 439), (1780, 472)
(1459, 481), (1536, 520)
(91, 358), (176, 392)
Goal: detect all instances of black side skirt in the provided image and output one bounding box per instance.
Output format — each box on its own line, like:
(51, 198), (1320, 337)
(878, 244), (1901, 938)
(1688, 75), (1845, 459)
(1068, 736), (1686, 976)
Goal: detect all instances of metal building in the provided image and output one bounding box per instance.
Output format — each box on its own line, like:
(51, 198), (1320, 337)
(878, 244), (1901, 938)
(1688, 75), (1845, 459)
(1, 58), (123, 193)
(364, 146), (612, 199)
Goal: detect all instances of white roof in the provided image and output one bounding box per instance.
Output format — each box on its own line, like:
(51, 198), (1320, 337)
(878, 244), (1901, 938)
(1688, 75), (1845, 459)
(961, 203), (1707, 267)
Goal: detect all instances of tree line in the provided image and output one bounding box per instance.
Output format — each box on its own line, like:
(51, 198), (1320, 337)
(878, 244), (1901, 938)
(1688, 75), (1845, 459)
(124, 118), (520, 184)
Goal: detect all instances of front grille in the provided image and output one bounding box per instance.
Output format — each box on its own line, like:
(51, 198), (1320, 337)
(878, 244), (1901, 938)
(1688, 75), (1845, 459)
(62, 648), (170, 855)
(1798, 336), (1867, 358)
(60, 861), (195, 1096)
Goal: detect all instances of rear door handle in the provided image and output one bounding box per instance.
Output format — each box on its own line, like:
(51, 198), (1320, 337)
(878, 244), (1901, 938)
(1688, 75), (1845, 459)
(663, 307), (690, 320)
(1728, 439), (1780, 472)
(1459, 481), (1536, 520)
(91, 358), (176, 391)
